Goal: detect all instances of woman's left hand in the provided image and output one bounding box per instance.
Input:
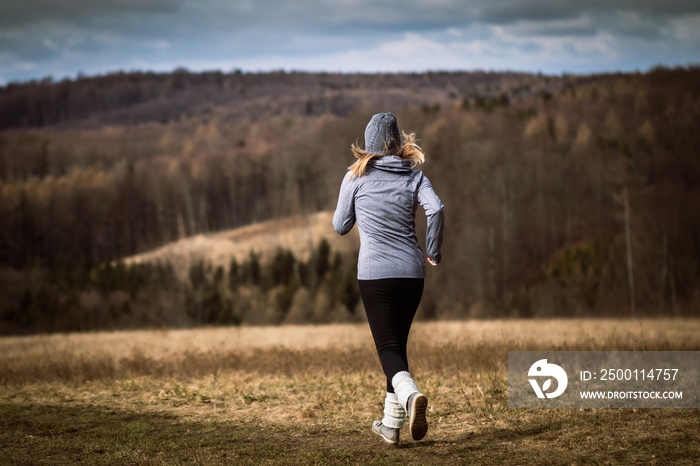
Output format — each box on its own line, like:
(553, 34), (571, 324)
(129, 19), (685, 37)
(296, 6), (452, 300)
(427, 257), (437, 266)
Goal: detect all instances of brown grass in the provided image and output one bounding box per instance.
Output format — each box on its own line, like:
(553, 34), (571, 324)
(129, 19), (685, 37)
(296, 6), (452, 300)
(1, 319), (696, 385)
(1, 319), (699, 464)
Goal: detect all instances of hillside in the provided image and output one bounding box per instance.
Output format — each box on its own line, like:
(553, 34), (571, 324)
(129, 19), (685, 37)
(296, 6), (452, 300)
(124, 211), (359, 280)
(0, 70), (549, 130)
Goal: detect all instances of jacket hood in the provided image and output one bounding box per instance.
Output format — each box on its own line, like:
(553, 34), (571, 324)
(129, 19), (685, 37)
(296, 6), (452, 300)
(368, 155), (413, 173)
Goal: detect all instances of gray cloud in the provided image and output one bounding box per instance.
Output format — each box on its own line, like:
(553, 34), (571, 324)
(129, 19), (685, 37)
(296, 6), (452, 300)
(469, 0), (700, 24)
(0, 0), (699, 84)
(0, 0), (186, 27)
(5, 0), (696, 34)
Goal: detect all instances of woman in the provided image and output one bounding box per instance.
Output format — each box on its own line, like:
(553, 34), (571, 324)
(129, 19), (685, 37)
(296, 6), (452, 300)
(333, 112), (444, 445)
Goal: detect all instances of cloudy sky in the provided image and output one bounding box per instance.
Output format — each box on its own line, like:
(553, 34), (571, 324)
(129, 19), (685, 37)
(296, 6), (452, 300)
(1, 0), (699, 84)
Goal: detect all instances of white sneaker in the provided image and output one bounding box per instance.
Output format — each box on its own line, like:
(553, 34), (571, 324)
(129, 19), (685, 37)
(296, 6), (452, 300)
(372, 420), (400, 445)
(407, 393), (428, 441)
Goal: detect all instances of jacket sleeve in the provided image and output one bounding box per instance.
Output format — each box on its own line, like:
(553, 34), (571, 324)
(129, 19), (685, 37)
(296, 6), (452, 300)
(417, 174), (444, 263)
(332, 172), (356, 236)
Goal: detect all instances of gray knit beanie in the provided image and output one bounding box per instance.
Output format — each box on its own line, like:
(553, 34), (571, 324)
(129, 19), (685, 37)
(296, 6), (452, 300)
(364, 112), (401, 155)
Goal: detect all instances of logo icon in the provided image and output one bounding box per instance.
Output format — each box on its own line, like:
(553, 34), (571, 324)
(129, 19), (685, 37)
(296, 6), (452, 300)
(528, 359), (568, 398)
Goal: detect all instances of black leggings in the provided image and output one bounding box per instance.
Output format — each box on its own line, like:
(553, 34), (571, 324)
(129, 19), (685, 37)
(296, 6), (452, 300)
(358, 278), (424, 393)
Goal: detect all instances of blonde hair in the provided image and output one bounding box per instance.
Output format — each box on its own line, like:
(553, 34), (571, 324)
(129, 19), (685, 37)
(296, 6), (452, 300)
(348, 131), (425, 178)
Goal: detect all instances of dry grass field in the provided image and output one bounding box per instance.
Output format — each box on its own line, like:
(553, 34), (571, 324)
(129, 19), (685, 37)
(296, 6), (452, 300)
(1, 319), (699, 464)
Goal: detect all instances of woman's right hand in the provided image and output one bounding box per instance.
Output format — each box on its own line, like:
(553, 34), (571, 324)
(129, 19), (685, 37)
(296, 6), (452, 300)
(427, 257), (437, 266)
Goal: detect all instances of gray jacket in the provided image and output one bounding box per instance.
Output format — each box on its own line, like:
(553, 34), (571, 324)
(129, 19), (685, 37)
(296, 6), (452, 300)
(332, 155), (444, 280)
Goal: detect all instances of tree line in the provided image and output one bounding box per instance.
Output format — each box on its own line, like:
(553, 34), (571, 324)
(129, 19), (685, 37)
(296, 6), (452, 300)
(0, 68), (539, 129)
(1, 239), (360, 334)
(0, 66), (698, 333)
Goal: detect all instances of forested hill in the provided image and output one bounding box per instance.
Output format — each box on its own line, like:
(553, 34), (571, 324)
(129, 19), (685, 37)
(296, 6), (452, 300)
(0, 69), (546, 130)
(0, 66), (699, 334)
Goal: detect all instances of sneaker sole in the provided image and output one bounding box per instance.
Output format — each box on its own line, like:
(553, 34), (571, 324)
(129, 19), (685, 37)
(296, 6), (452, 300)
(372, 424), (399, 445)
(409, 394), (428, 441)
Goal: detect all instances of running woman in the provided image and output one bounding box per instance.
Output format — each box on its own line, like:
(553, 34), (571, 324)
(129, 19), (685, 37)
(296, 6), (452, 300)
(333, 112), (444, 445)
